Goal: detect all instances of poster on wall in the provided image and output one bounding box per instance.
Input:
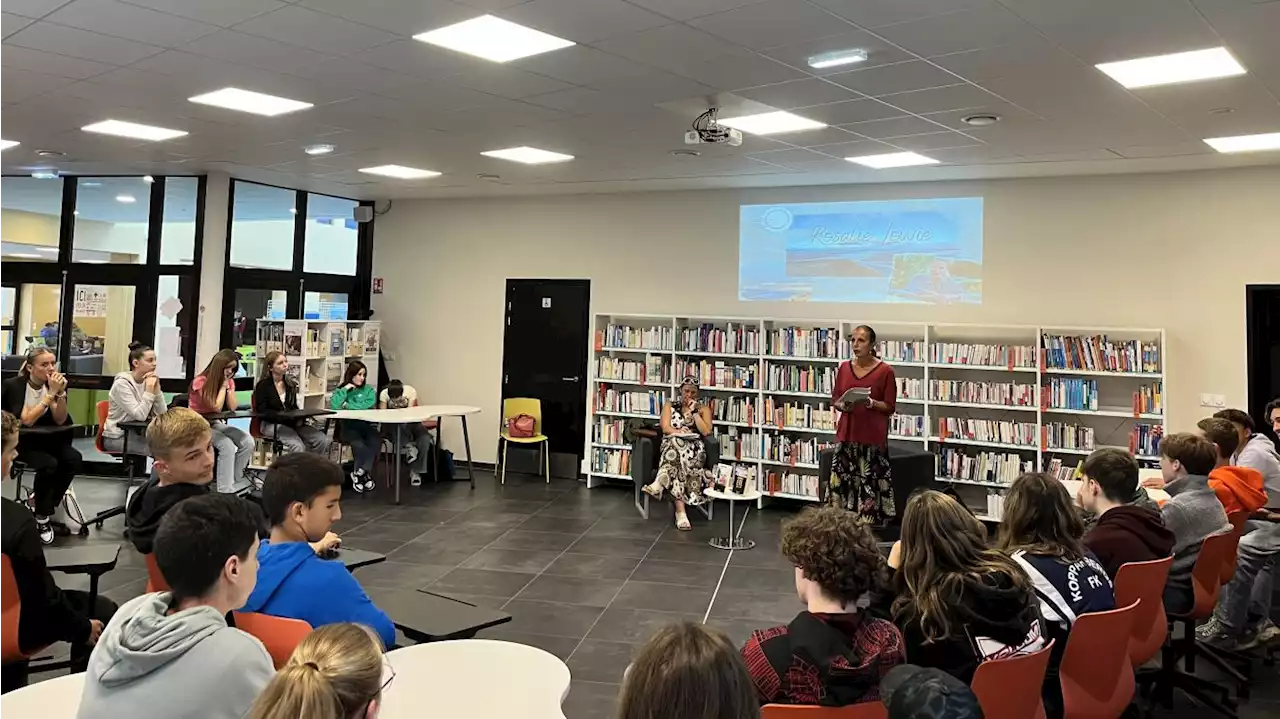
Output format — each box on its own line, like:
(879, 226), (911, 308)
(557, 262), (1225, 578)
(74, 285), (109, 317)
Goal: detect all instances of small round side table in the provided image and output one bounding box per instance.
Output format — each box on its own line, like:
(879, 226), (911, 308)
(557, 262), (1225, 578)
(703, 486), (763, 550)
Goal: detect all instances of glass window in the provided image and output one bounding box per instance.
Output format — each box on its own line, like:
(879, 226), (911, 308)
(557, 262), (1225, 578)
(304, 291), (349, 320)
(72, 177), (152, 264)
(1, 176), (64, 263)
(69, 284), (137, 376)
(160, 177), (199, 265)
(230, 182), (296, 271)
(231, 288), (289, 378)
(155, 275), (194, 378)
(1, 286), (14, 355)
(303, 194), (358, 275)
(13, 284), (63, 359)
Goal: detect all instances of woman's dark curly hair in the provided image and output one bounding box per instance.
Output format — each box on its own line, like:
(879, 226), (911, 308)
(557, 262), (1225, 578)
(781, 506), (886, 605)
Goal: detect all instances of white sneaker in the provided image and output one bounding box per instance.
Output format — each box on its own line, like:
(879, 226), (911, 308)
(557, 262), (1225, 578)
(351, 469), (369, 494)
(404, 445), (419, 464)
(409, 470), (422, 487)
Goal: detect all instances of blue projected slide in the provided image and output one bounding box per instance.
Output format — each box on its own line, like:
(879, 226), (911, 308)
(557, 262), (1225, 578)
(739, 198), (984, 304)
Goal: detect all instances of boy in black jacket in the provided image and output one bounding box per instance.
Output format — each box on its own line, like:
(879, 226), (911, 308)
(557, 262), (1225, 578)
(1, 411), (116, 692)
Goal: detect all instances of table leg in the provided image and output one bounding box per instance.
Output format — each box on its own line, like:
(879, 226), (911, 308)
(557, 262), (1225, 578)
(460, 416), (475, 490)
(394, 424), (403, 505)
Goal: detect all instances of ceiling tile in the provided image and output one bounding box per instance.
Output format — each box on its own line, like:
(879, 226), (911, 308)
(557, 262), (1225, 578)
(810, 0), (995, 30)
(524, 86), (643, 114)
(371, 80), (508, 112)
(828, 60), (960, 96)
(806, 137), (899, 158)
(44, 0), (218, 45)
(284, 57), (423, 96)
(874, 5), (1034, 57)
(0, 66), (74, 103)
(2, 0), (73, 18)
(591, 22), (740, 73)
(500, 0), (670, 44)
(454, 0), (543, 10)
(998, 0), (1221, 63)
(928, 39), (1088, 85)
(184, 29), (342, 74)
(687, 0), (855, 50)
(6, 21), (163, 64)
(1203, 2), (1280, 99)
(877, 83), (1002, 114)
(350, 39), (489, 77)
(883, 130), (981, 151)
(795, 98), (905, 124)
(759, 29), (916, 76)
(112, 0), (284, 26)
(1135, 75), (1280, 136)
(673, 47), (808, 90)
(2, 45), (116, 79)
(3, 12), (35, 37)
(841, 114), (949, 139)
(517, 45), (655, 86)
(443, 65), (574, 99)
(1108, 141), (1216, 159)
(734, 78), (858, 109)
(232, 5), (399, 55)
(919, 145), (1021, 163)
(297, 0), (476, 35)
(622, 0), (773, 22)
(772, 125), (866, 147)
(919, 102), (1044, 130)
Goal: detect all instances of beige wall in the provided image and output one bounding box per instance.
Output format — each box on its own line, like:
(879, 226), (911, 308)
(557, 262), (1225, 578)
(372, 166), (1280, 463)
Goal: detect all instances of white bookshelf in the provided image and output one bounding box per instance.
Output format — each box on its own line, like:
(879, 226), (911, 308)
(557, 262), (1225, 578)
(254, 319), (381, 411)
(585, 315), (1166, 516)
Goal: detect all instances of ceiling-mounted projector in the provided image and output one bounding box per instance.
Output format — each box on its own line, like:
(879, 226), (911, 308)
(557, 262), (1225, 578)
(684, 107), (743, 146)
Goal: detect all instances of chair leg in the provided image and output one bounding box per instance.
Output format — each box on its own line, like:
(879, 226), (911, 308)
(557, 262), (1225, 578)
(543, 441), (550, 484)
(501, 440), (508, 485)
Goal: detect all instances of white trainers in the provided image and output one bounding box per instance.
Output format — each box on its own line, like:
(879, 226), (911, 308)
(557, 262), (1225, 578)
(409, 470), (422, 487)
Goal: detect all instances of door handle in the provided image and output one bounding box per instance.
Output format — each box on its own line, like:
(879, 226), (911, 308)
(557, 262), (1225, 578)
(562, 376), (580, 382)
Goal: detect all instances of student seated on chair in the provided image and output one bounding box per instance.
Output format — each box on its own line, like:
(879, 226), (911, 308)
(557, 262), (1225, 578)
(1215, 408), (1280, 501)
(125, 408), (217, 554)
(246, 623), (388, 719)
(241, 452), (395, 647)
(997, 473), (1116, 718)
(889, 490), (1045, 684)
(1194, 417), (1269, 517)
(0, 412), (117, 693)
(378, 379), (435, 486)
(740, 506), (904, 706)
(102, 342), (168, 457)
(254, 350), (330, 456)
(618, 622), (757, 719)
(188, 349), (255, 494)
(330, 360), (378, 495)
(1, 346), (82, 545)
(78, 494), (274, 719)
(1077, 448), (1174, 579)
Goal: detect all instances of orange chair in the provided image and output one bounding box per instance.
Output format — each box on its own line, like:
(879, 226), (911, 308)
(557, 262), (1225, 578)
(1057, 600), (1139, 719)
(761, 702), (887, 718)
(970, 639), (1055, 719)
(144, 553), (170, 593)
(231, 612), (313, 669)
(88, 400), (143, 530)
(1114, 556), (1173, 666)
(1196, 513), (1254, 699)
(2, 555), (73, 675)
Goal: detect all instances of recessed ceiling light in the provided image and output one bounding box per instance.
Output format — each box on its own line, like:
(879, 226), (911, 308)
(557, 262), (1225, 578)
(414, 15), (574, 63)
(718, 111), (827, 135)
(9, 253), (43, 259)
(962, 114), (1001, 126)
(845, 152), (940, 169)
(82, 120), (187, 141)
(188, 87), (313, 117)
(481, 146), (574, 164)
(1203, 131), (1280, 153)
(807, 48), (868, 69)
(116, 194), (137, 203)
(0, 140), (18, 151)
(1096, 47), (1245, 89)
(358, 165), (441, 179)
(304, 144), (335, 156)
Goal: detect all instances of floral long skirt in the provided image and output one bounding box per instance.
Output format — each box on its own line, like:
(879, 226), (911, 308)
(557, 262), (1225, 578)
(652, 435), (710, 506)
(827, 441), (895, 524)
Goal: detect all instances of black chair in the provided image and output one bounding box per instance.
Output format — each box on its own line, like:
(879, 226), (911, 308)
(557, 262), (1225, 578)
(628, 434), (720, 520)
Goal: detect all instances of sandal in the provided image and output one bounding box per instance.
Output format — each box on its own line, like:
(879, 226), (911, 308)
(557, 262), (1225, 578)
(675, 512), (691, 531)
(641, 483), (661, 499)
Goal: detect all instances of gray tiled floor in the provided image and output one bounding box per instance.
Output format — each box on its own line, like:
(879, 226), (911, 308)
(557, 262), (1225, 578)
(19, 469), (1280, 719)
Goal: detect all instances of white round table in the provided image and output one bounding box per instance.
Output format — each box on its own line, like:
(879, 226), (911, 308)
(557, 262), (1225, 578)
(382, 639), (571, 719)
(703, 487), (764, 550)
(329, 405), (481, 503)
(1, 672), (84, 716)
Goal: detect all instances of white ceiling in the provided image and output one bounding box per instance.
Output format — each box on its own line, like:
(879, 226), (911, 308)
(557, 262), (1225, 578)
(2, 0), (1279, 199)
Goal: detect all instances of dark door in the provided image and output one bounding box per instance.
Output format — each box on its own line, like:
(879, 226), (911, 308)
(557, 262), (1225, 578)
(501, 279), (590, 477)
(1246, 284), (1280, 442)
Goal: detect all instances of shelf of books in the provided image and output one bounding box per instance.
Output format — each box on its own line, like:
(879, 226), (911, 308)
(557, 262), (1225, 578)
(254, 319), (382, 410)
(586, 315), (1166, 516)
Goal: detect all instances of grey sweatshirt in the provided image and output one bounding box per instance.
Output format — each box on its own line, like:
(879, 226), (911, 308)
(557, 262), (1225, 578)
(103, 372), (167, 439)
(1160, 473), (1230, 600)
(77, 593), (275, 719)
(1234, 433), (1280, 506)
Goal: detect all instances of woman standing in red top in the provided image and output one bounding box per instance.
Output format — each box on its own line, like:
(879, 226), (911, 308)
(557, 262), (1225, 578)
(830, 325), (897, 524)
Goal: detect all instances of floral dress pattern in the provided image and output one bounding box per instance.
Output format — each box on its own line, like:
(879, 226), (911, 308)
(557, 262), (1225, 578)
(653, 404), (710, 506)
(828, 442), (895, 525)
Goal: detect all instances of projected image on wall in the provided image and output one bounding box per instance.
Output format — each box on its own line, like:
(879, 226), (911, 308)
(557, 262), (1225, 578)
(739, 197), (984, 304)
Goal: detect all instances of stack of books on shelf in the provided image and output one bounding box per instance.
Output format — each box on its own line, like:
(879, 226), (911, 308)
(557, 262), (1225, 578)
(985, 493), (1005, 520)
(762, 435), (830, 466)
(679, 323), (759, 355)
(763, 399), (834, 431)
(258, 322), (285, 355)
(931, 379), (1036, 406)
(1044, 422), (1095, 452)
(897, 377), (924, 400)
(712, 397), (756, 425)
(891, 414), (925, 438)
(1131, 423), (1163, 457)
(767, 327), (839, 358)
(1042, 334), (1160, 373)
(715, 428), (762, 460)
(1047, 457), (1083, 482)
(937, 448), (1032, 485)
(596, 356), (670, 384)
(764, 363), (835, 395)
(763, 470), (820, 499)
(1044, 378), (1099, 411)
(305, 327), (325, 357)
(595, 388), (665, 416)
(597, 324), (673, 350)
(879, 340), (924, 363)
(713, 463), (759, 493)
(593, 419), (628, 445)
(937, 418), (1038, 446)
(1134, 382), (1163, 415)
(930, 342), (1036, 368)
(676, 360), (757, 389)
(326, 325), (346, 356)
(591, 447), (631, 476)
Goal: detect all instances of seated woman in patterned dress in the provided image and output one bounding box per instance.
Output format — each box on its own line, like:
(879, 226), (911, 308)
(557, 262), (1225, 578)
(642, 378), (712, 530)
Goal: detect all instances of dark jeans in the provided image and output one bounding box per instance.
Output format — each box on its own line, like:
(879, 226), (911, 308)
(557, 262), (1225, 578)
(0, 590), (117, 693)
(17, 434), (83, 517)
(339, 420), (380, 472)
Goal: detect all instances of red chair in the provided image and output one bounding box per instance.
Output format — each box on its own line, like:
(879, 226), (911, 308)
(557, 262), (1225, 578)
(1057, 600), (1139, 719)
(1197, 513), (1253, 700)
(1114, 556), (1173, 666)
(231, 612), (313, 669)
(88, 400), (140, 530)
(761, 703), (887, 718)
(970, 639), (1055, 719)
(2, 555), (73, 675)
(144, 553), (170, 594)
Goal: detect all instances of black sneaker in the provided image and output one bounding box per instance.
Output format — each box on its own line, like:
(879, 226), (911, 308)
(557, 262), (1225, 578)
(35, 516), (55, 546)
(350, 469), (368, 494)
(362, 475), (377, 492)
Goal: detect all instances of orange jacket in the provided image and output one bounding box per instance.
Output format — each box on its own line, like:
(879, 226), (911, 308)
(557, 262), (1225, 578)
(1208, 465), (1267, 516)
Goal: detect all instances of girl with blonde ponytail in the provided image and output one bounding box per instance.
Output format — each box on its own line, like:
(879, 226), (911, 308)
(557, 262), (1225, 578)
(246, 623), (389, 719)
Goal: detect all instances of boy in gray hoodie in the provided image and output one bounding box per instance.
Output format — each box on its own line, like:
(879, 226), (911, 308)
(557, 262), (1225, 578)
(78, 494), (274, 719)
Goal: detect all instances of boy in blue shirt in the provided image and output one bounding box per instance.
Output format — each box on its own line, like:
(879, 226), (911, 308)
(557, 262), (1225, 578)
(241, 452), (395, 646)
